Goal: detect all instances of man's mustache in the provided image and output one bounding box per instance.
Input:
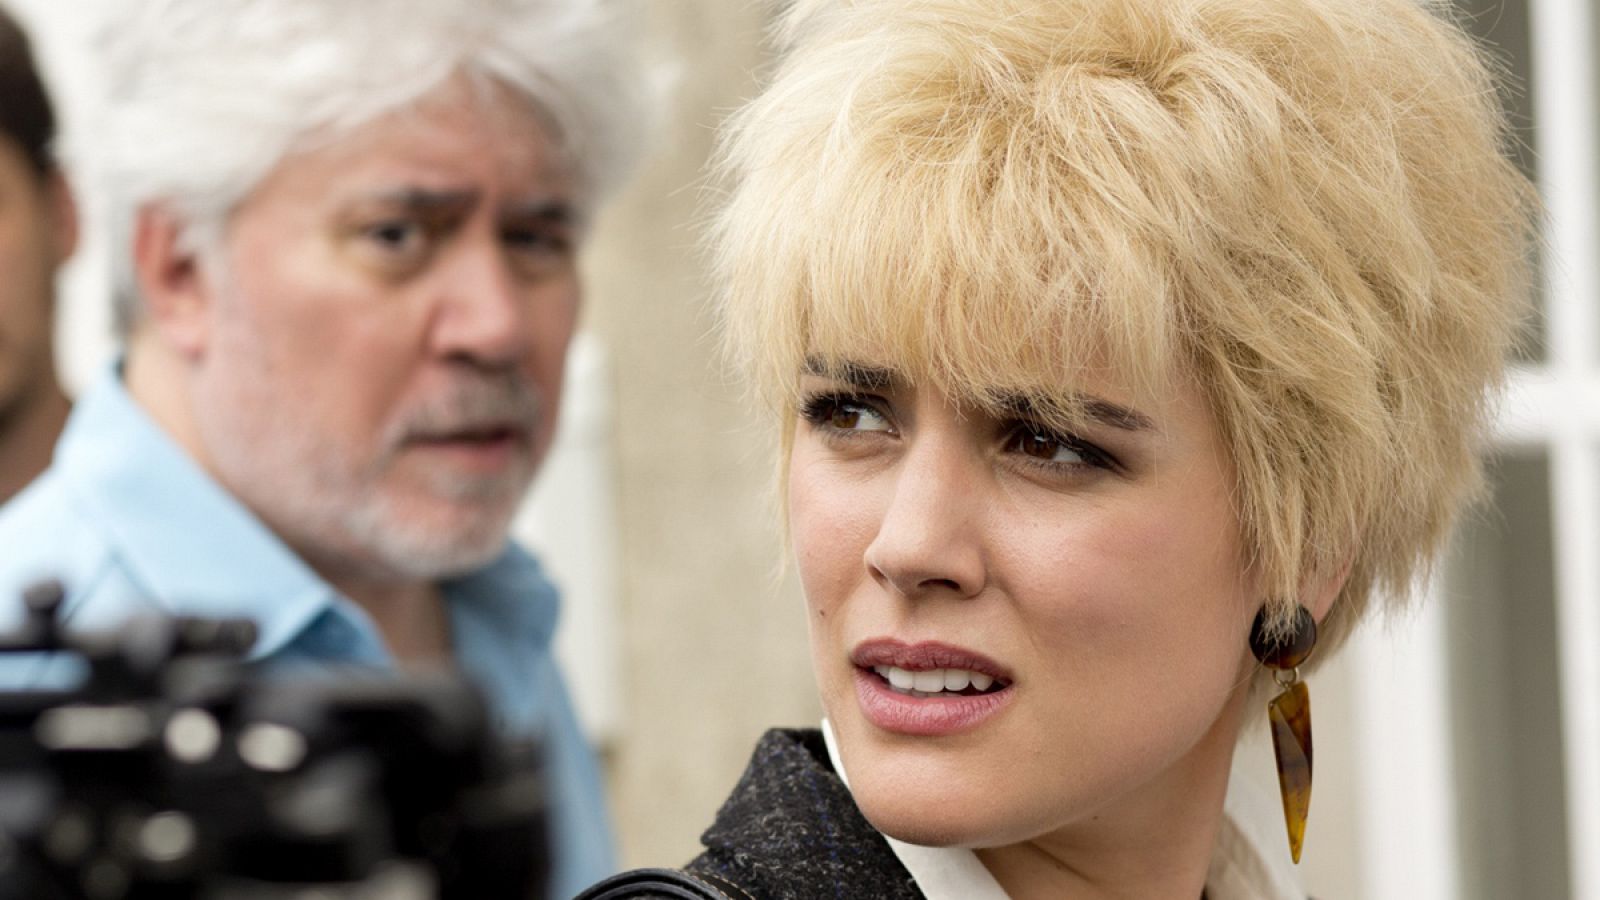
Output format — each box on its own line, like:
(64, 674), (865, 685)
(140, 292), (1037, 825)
(387, 375), (545, 445)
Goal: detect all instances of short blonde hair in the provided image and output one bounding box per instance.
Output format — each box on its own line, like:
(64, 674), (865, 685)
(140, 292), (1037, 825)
(712, 0), (1535, 659)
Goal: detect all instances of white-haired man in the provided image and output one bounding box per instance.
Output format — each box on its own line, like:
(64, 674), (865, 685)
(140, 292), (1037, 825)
(0, 1), (642, 893)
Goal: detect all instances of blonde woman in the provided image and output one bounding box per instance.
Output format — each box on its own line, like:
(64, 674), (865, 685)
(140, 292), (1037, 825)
(582, 0), (1533, 897)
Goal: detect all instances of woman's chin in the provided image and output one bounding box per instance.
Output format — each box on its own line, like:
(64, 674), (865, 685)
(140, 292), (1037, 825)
(863, 810), (990, 849)
(850, 777), (1044, 850)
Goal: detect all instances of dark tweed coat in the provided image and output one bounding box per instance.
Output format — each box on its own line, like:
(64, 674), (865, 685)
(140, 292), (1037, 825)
(682, 728), (925, 900)
(584, 728), (1286, 900)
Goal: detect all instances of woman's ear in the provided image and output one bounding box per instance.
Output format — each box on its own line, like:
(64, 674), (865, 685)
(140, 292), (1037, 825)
(132, 205), (215, 360)
(1302, 557), (1354, 625)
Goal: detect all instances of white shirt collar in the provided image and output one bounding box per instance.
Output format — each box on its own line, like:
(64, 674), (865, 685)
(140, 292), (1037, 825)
(820, 719), (1304, 900)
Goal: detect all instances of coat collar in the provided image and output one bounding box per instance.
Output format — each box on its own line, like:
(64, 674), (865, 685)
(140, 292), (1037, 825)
(692, 728), (924, 899)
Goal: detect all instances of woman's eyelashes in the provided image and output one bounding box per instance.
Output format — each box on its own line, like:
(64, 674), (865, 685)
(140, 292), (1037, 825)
(798, 391), (1119, 474)
(1001, 422), (1118, 473)
(799, 392), (894, 437)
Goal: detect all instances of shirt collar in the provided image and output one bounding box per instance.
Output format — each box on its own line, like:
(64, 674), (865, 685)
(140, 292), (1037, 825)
(444, 542), (558, 649)
(55, 363), (562, 689)
(820, 718), (1305, 900)
(56, 364), (336, 657)
(820, 719), (1012, 899)
(444, 544), (560, 733)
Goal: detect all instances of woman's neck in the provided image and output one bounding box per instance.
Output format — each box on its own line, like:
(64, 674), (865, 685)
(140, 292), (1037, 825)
(974, 688), (1249, 900)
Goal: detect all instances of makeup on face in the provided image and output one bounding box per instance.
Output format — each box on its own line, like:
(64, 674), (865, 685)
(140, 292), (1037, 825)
(788, 353), (1259, 851)
(850, 638), (1015, 736)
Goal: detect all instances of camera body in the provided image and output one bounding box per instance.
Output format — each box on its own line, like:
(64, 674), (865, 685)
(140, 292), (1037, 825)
(0, 581), (548, 900)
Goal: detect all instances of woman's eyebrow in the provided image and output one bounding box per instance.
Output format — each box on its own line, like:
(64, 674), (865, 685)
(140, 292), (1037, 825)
(995, 393), (1156, 433)
(802, 356), (899, 391)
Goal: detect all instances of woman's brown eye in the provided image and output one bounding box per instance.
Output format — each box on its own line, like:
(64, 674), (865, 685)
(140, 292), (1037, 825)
(829, 406), (862, 429)
(1007, 428), (1096, 466)
(799, 393), (892, 433)
(1015, 431), (1060, 459)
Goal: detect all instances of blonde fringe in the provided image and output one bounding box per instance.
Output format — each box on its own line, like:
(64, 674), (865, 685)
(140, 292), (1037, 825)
(711, 0), (1537, 660)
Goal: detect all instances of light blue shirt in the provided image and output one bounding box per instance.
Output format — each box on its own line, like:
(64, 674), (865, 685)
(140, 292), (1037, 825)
(0, 366), (615, 898)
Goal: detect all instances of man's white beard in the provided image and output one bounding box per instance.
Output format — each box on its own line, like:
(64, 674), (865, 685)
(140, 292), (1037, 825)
(326, 468), (525, 580)
(193, 347), (542, 585)
(182, 241), (550, 586)
(204, 393), (537, 583)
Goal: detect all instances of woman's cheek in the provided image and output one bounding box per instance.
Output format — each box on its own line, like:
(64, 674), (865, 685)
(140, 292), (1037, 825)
(790, 458), (879, 606)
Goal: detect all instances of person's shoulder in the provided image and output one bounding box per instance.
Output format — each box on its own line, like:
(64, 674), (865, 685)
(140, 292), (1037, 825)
(572, 730), (924, 899)
(0, 469), (145, 632)
(573, 868), (747, 900)
(684, 727), (923, 900)
(0, 463), (71, 530)
(0, 471), (137, 688)
(0, 470), (99, 600)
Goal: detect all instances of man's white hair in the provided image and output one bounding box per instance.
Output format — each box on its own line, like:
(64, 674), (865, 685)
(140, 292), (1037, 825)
(79, 0), (646, 336)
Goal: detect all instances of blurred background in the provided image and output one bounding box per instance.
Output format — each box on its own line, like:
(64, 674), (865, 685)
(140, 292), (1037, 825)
(6, 1), (1597, 897)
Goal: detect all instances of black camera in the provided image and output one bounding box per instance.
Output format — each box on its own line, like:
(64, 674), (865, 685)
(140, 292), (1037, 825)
(0, 581), (548, 899)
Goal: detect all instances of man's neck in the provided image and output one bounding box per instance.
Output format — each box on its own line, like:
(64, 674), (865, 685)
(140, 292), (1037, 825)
(336, 578), (454, 666)
(125, 339), (209, 467)
(0, 375), (70, 504)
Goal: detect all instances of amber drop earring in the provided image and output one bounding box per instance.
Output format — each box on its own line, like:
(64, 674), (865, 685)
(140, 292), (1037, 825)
(1248, 604), (1317, 864)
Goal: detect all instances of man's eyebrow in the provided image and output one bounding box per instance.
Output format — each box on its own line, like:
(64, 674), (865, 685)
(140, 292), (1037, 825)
(503, 198), (579, 224)
(354, 190), (578, 225)
(359, 188), (479, 213)
(802, 356), (899, 391)
(996, 393), (1156, 433)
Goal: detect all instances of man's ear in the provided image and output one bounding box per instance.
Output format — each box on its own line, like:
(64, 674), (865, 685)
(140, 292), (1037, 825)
(132, 205), (215, 360)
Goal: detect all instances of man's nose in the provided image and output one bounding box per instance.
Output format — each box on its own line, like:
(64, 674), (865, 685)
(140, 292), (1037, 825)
(862, 440), (988, 601)
(431, 240), (532, 367)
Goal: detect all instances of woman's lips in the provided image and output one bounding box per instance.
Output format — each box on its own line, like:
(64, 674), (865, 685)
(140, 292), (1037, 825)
(849, 639), (1015, 736)
(849, 638), (1012, 679)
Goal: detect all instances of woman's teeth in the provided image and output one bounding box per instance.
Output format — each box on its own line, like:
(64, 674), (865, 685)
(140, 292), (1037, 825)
(874, 665), (998, 697)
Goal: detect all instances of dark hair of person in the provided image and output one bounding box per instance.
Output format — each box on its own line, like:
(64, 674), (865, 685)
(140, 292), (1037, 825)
(0, 8), (55, 176)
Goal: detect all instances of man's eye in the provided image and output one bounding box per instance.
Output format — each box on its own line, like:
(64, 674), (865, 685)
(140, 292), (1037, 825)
(363, 221), (424, 253)
(504, 226), (572, 256)
(800, 395), (891, 432)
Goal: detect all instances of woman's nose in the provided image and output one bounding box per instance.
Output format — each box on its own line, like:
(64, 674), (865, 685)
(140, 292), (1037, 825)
(862, 441), (987, 601)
